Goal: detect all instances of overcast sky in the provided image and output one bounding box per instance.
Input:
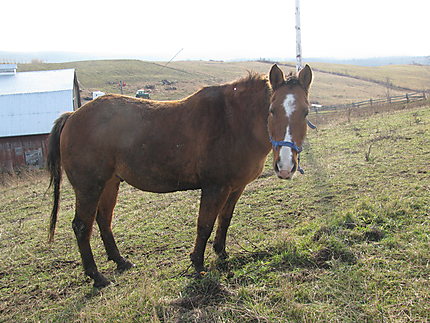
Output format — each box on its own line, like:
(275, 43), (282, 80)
(2, 0), (429, 61)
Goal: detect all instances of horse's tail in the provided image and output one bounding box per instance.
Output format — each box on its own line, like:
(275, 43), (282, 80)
(47, 112), (73, 243)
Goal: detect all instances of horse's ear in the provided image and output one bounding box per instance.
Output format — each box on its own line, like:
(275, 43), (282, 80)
(269, 64), (285, 90)
(298, 64), (313, 92)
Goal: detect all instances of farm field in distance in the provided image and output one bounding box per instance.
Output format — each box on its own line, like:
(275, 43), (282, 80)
(1, 87), (429, 322)
(18, 59), (430, 106)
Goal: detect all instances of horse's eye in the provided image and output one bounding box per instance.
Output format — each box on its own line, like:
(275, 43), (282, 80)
(269, 108), (275, 115)
(304, 109), (309, 117)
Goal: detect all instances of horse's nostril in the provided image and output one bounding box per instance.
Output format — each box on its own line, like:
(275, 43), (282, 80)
(291, 163), (297, 173)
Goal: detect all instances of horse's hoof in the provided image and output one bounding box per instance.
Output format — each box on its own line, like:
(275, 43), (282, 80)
(190, 260), (207, 278)
(217, 251), (229, 260)
(193, 270), (207, 279)
(190, 252), (206, 273)
(192, 264), (207, 275)
(93, 275), (111, 289)
(116, 260), (135, 273)
(213, 243), (228, 259)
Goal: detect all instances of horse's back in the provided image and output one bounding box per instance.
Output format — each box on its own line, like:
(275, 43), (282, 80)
(60, 95), (206, 192)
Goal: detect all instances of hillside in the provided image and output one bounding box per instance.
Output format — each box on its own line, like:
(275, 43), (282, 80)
(1, 104), (429, 321)
(17, 60), (430, 106)
(308, 62), (430, 92)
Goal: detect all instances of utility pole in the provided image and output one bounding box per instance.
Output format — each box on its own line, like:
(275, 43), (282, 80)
(295, 0), (303, 72)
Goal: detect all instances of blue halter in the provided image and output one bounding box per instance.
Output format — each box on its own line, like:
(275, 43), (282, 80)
(269, 119), (316, 175)
(269, 139), (302, 153)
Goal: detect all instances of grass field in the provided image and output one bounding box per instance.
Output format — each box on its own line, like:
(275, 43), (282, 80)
(18, 60), (429, 105)
(309, 62), (430, 92)
(1, 102), (429, 321)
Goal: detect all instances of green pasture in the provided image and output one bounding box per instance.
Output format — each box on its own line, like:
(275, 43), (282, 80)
(1, 102), (429, 321)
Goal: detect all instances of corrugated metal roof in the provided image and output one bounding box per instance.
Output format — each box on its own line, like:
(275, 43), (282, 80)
(0, 69), (77, 137)
(0, 69), (75, 95)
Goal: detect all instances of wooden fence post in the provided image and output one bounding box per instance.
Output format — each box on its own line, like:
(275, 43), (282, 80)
(315, 105), (319, 125)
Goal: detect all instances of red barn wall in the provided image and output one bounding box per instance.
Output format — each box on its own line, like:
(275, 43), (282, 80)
(0, 134), (48, 173)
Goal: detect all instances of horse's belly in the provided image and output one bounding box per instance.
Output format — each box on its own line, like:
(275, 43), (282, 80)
(125, 176), (201, 193)
(116, 159), (201, 193)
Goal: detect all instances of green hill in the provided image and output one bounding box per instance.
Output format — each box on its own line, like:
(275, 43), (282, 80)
(18, 60), (430, 105)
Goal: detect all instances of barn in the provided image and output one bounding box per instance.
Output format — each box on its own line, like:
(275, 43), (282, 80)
(0, 64), (81, 173)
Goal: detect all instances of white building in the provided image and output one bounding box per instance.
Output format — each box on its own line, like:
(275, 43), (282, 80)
(0, 64), (81, 172)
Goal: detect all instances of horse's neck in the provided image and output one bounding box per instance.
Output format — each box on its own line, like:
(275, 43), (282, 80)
(247, 105), (272, 155)
(228, 91), (272, 155)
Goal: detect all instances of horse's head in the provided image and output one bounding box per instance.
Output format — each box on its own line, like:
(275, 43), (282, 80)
(268, 64), (313, 180)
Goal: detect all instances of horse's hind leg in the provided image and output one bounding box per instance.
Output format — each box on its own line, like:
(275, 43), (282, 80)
(213, 186), (245, 259)
(73, 188), (110, 288)
(96, 177), (134, 272)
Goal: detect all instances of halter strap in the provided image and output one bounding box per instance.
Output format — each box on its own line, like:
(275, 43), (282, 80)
(269, 138), (302, 153)
(307, 119), (317, 129)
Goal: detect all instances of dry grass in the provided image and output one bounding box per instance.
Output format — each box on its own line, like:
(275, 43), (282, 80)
(310, 62), (430, 91)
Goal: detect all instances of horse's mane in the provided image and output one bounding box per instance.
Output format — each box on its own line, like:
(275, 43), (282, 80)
(187, 71), (270, 103)
(234, 71), (300, 90)
(182, 70), (303, 106)
(285, 72), (301, 86)
(232, 71), (269, 90)
(237, 71), (267, 83)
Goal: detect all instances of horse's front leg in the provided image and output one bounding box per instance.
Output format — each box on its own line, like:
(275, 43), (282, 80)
(190, 186), (231, 273)
(213, 186), (245, 260)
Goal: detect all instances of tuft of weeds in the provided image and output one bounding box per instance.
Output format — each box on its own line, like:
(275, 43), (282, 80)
(364, 143), (373, 162)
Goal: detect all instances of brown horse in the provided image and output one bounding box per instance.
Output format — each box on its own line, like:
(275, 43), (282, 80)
(47, 64), (313, 287)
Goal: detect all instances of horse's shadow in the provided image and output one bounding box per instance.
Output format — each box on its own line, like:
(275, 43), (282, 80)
(166, 241), (321, 322)
(171, 271), (230, 312)
(171, 247), (291, 309)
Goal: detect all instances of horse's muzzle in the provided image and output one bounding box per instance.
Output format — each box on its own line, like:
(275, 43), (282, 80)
(274, 161), (296, 180)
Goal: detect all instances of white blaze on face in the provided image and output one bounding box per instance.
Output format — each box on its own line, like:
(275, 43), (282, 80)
(278, 94), (296, 172)
(283, 94), (296, 118)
